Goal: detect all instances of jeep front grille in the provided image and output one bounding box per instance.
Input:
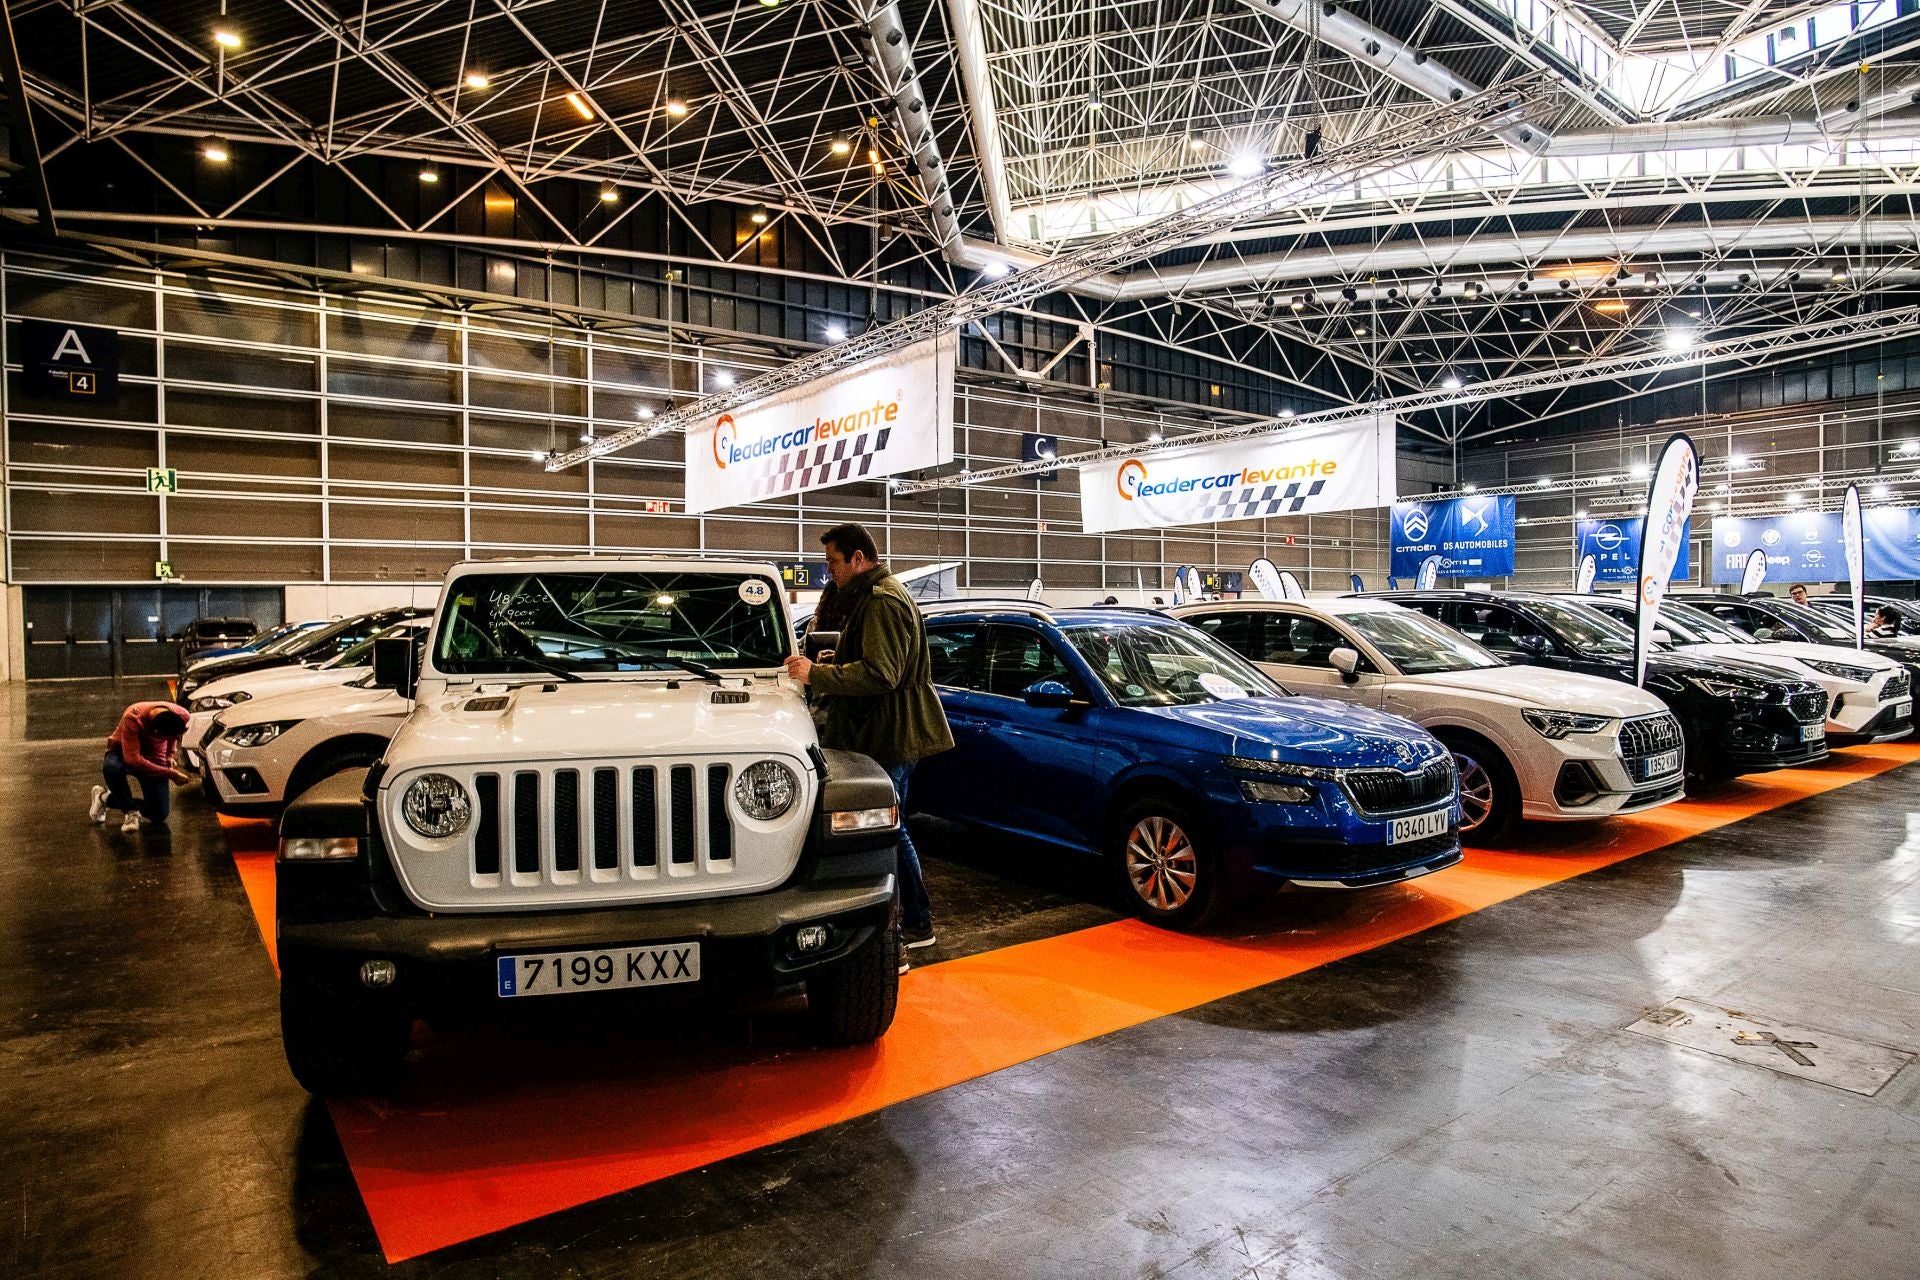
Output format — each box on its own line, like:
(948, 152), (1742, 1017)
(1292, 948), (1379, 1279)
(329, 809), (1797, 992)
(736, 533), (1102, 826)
(471, 762), (735, 885)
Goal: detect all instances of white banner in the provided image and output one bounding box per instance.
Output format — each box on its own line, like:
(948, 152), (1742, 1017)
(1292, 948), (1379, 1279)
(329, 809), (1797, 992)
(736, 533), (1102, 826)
(1740, 548), (1768, 594)
(1843, 484), (1864, 649)
(1248, 557), (1283, 600)
(1416, 554), (1442, 590)
(1575, 553), (1597, 594)
(685, 332), (956, 514)
(1079, 414), (1396, 534)
(1278, 570), (1306, 600)
(1026, 577), (1045, 602)
(1634, 433), (1700, 687)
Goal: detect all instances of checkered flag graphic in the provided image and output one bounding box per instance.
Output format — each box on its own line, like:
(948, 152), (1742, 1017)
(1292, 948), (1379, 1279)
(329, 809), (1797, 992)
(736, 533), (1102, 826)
(751, 427), (894, 500)
(1196, 478), (1327, 521)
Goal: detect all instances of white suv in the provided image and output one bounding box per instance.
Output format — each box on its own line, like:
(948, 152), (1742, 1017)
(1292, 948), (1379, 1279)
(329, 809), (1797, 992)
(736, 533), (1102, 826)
(1172, 598), (1685, 839)
(1566, 595), (1912, 745)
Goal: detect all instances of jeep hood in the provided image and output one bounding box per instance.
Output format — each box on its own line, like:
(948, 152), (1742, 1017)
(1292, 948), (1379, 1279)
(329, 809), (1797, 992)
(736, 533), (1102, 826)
(1141, 696), (1447, 770)
(385, 677), (816, 769)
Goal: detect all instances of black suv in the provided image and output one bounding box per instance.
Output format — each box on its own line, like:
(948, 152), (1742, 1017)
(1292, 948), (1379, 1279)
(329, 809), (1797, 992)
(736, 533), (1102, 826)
(1672, 592), (1920, 703)
(1367, 590), (1830, 782)
(179, 607), (429, 698)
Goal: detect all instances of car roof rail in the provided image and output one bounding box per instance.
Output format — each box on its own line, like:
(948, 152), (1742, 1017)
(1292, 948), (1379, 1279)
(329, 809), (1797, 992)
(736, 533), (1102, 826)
(916, 598), (1054, 621)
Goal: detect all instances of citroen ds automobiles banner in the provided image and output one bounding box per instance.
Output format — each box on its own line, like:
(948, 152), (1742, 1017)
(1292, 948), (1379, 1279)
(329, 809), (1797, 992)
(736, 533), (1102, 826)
(1634, 433), (1699, 688)
(1710, 507), (1919, 583)
(1080, 414), (1395, 535)
(686, 332), (956, 514)
(1844, 484), (1865, 649)
(1740, 548), (1768, 594)
(1389, 495), (1516, 579)
(1576, 554), (1597, 594)
(1574, 517), (1692, 585)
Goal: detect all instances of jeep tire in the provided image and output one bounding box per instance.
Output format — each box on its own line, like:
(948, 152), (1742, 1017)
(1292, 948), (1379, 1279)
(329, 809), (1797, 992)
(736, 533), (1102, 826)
(279, 972), (410, 1096)
(805, 926), (899, 1047)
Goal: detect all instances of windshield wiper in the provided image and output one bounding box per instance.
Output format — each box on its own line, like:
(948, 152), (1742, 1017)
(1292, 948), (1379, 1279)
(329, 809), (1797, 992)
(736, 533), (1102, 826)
(647, 655), (722, 683)
(490, 621), (583, 682)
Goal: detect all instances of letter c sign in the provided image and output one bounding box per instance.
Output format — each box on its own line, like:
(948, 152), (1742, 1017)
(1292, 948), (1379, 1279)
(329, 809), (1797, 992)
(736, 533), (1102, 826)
(712, 414), (734, 470)
(1117, 458), (1147, 500)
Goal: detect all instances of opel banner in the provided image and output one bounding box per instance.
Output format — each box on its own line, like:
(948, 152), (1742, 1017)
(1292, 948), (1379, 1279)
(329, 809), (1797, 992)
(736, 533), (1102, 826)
(1079, 414), (1396, 535)
(685, 332), (956, 514)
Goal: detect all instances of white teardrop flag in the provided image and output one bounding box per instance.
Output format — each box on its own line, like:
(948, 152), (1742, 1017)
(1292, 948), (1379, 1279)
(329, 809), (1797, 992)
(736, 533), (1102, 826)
(1415, 554), (1443, 591)
(1248, 558), (1284, 601)
(1740, 548), (1768, 594)
(1278, 570), (1306, 601)
(1633, 433), (1700, 687)
(1026, 577), (1044, 602)
(1349, 573), (1365, 593)
(1843, 483), (1864, 650)
(1575, 554), (1597, 594)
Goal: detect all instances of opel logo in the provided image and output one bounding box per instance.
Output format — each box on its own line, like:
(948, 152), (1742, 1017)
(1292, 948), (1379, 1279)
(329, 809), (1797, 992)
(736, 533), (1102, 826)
(1402, 507), (1430, 541)
(1804, 548), (1825, 565)
(1593, 524), (1625, 551)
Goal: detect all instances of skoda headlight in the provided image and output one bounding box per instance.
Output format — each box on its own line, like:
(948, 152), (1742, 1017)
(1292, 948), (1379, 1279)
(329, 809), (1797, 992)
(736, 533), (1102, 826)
(1225, 755), (1339, 781)
(222, 720), (299, 748)
(734, 760), (799, 820)
(1686, 674), (1765, 700)
(1800, 658), (1876, 683)
(402, 773), (472, 838)
(1522, 709), (1613, 739)
(188, 694), (232, 713)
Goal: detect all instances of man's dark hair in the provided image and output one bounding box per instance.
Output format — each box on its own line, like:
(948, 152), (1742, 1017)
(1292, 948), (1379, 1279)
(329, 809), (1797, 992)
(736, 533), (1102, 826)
(152, 709), (188, 737)
(820, 522), (879, 563)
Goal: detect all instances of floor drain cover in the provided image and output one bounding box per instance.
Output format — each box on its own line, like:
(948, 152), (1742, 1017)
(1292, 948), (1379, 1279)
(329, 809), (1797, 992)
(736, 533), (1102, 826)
(1625, 997), (1914, 1096)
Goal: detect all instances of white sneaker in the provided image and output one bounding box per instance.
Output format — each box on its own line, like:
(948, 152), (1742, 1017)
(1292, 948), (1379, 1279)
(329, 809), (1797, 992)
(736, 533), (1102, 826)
(121, 812), (141, 833)
(89, 786), (109, 824)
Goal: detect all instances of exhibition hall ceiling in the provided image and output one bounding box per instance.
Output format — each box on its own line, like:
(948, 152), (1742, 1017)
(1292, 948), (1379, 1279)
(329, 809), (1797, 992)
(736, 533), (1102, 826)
(3, 0), (1917, 424)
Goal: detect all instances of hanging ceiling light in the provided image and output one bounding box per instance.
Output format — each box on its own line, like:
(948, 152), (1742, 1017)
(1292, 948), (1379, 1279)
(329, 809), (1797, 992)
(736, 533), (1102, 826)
(749, 208), (769, 225)
(212, 27), (242, 49)
(830, 138), (852, 156)
(665, 98), (690, 117)
(201, 137), (230, 163)
(464, 70), (491, 90)
(599, 184), (619, 203)
(419, 168), (440, 184)
(565, 92), (595, 120)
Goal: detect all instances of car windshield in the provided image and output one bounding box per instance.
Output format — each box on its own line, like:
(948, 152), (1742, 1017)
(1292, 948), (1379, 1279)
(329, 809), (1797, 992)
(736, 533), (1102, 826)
(323, 621), (421, 669)
(1334, 607), (1503, 674)
(435, 571), (788, 675)
(1759, 598), (1854, 641)
(1063, 622), (1277, 707)
(1659, 602), (1757, 643)
(1524, 598), (1636, 655)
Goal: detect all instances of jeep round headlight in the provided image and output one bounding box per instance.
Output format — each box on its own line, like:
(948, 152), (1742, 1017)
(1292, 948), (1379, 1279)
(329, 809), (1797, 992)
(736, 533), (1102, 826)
(402, 773), (472, 838)
(734, 760), (798, 820)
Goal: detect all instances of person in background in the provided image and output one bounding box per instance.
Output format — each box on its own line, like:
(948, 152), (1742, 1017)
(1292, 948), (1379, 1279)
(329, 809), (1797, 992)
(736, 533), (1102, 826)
(1789, 584), (1811, 606)
(1868, 604), (1903, 638)
(783, 522), (954, 959)
(89, 700), (192, 834)
(1101, 595), (1120, 605)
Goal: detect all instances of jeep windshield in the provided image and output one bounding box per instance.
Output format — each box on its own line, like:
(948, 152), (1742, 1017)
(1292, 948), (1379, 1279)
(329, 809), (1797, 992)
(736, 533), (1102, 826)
(1065, 623), (1278, 707)
(435, 570), (788, 676)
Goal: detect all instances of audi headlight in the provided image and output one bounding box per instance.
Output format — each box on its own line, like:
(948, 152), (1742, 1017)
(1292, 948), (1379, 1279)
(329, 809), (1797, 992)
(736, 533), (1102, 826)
(1800, 658), (1876, 683)
(1686, 675), (1765, 700)
(402, 773), (472, 838)
(188, 695), (232, 713)
(1225, 755), (1339, 781)
(222, 720), (299, 748)
(1522, 708), (1613, 739)
(733, 760), (799, 820)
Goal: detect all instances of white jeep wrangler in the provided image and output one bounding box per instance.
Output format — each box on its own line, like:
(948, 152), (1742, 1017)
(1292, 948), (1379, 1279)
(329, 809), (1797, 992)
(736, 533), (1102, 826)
(273, 557), (903, 1095)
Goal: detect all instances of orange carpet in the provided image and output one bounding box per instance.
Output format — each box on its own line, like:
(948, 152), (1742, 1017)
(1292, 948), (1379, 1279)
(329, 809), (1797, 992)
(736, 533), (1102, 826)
(220, 742), (1920, 1261)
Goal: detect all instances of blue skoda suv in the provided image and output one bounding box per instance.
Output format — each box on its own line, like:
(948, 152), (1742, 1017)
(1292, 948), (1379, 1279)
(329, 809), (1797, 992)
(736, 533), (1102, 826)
(908, 605), (1465, 929)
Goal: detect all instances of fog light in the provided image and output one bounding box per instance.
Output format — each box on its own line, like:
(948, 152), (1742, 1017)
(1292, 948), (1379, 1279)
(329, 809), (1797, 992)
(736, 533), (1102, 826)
(795, 925), (829, 953)
(359, 960), (397, 988)
(278, 836), (358, 861)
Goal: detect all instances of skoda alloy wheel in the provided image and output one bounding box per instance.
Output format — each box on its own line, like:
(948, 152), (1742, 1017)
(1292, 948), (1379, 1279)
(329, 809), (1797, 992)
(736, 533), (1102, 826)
(1112, 798), (1226, 929)
(1126, 814), (1198, 912)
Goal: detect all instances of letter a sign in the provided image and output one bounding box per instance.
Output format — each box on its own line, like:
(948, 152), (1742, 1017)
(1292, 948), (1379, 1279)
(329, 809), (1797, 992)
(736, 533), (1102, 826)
(21, 319), (120, 403)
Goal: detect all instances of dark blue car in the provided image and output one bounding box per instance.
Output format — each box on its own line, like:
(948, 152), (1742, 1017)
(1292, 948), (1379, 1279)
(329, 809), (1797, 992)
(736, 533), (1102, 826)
(909, 605), (1464, 928)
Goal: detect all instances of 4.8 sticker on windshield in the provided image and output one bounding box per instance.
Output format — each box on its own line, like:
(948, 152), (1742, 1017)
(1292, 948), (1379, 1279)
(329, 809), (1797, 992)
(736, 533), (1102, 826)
(738, 579), (773, 606)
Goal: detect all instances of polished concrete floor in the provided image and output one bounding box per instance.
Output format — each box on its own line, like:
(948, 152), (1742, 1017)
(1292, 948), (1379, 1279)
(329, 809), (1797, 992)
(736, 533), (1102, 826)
(3, 679), (1918, 1279)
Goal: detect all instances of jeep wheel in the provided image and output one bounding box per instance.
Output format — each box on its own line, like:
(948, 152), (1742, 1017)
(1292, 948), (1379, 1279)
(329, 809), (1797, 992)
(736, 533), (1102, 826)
(279, 974), (410, 1096)
(1113, 798), (1226, 930)
(1436, 731), (1519, 842)
(805, 927), (899, 1047)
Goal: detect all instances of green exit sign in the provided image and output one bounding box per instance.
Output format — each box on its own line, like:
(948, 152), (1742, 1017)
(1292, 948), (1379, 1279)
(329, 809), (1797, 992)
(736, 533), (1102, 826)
(154, 560), (175, 580)
(146, 467), (178, 494)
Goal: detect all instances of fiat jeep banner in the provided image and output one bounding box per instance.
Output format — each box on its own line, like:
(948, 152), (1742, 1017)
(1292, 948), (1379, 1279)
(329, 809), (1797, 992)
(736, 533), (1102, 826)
(1415, 554), (1443, 590)
(1079, 414), (1396, 534)
(1389, 495), (1516, 578)
(1634, 433), (1700, 688)
(1844, 484), (1865, 649)
(1711, 507), (1915, 583)
(1575, 553), (1597, 594)
(685, 332), (956, 514)
(1574, 517), (1692, 585)
(1739, 548), (1768, 594)
(1249, 558), (1284, 600)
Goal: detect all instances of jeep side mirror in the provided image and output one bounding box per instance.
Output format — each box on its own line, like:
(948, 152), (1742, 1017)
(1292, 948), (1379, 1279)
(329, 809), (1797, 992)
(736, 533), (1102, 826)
(804, 629), (840, 661)
(1022, 679), (1076, 709)
(371, 635), (418, 700)
(1329, 646), (1361, 682)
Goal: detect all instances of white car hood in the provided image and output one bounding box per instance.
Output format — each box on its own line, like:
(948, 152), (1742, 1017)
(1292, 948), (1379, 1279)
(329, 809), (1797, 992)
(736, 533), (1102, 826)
(195, 663), (361, 703)
(222, 677), (407, 725)
(1679, 639), (1895, 676)
(1406, 664), (1666, 717)
(386, 676), (815, 769)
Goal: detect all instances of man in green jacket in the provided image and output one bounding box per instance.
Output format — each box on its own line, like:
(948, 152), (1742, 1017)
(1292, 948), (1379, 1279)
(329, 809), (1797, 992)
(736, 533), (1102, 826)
(784, 522), (954, 950)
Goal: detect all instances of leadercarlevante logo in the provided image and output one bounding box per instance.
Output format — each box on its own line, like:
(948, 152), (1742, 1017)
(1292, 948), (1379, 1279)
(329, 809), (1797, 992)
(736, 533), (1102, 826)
(711, 392), (904, 499)
(1116, 452), (1339, 519)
